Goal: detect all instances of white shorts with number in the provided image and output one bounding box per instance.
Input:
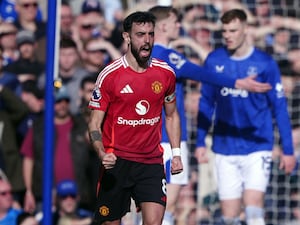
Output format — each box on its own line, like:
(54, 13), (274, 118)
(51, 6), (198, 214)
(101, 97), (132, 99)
(215, 151), (272, 200)
(161, 141), (189, 185)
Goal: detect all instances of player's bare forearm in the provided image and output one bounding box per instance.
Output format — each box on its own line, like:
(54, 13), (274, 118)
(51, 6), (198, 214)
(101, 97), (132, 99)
(89, 130), (105, 159)
(164, 102), (181, 149)
(88, 110), (106, 159)
(88, 128), (116, 168)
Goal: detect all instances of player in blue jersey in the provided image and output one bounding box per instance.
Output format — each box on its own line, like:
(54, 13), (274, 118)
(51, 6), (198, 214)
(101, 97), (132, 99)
(148, 6), (272, 225)
(195, 9), (296, 225)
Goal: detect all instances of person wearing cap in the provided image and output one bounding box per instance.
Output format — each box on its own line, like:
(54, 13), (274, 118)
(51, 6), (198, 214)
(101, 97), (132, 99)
(73, 0), (113, 53)
(20, 85), (93, 214)
(2, 30), (45, 84)
(51, 179), (92, 225)
(81, 0), (103, 15)
(0, 22), (19, 66)
(15, 30), (36, 47)
(80, 0), (124, 50)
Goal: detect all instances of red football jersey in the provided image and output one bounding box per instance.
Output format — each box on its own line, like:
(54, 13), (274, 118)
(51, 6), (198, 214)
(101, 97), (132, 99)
(89, 56), (176, 164)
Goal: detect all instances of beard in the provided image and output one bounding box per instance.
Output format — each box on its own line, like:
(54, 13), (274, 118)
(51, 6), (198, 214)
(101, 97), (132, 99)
(130, 44), (152, 67)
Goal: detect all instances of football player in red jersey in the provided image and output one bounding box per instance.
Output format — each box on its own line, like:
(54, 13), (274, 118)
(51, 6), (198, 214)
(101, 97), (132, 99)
(88, 11), (183, 225)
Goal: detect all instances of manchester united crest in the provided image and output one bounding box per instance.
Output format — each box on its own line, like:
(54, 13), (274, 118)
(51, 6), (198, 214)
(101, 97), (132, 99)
(99, 205), (109, 216)
(152, 81), (163, 94)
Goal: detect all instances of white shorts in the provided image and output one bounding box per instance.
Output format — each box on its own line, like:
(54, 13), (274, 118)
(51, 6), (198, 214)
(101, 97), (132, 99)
(161, 141), (189, 185)
(215, 151), (272, 200)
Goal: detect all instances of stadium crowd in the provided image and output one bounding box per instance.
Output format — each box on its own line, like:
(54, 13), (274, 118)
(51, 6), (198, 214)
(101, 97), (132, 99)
(0, 0), (299, 224)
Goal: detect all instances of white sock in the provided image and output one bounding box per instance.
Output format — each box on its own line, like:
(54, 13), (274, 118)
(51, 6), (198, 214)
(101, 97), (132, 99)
(246, 218), (265, 225)
(245, 206), (265, 225)
(162, 211), (174, 225)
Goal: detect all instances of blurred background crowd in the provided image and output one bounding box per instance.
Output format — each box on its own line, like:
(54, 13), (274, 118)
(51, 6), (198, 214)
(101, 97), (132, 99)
(0, 0), (299, 224)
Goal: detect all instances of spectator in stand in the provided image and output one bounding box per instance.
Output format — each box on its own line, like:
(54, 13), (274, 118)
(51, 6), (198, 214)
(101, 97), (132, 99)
(0, 53), (21, 174)
(13, 0), (46, 41)
(185, 0), (256, 48)
(78, 75), (96, 122)
(81, 37), (121, 78)
(184, 16), (213, 59)
(0, 81), (41, 193)
(3, 30), (45, 85)
(0, 169), (23, 225)
(0, 22), (19, 66)
(0, 84), (28, 203)
(17, 80), (44, 145)
(60, 0), (76, 39)
(13, 0), (46, 62)
(52, 179), (92, 225)
(58, 37), (89, 115)
(170, 35), (210, 66)
(21, 85), (92, 213)
(286, 48), (300, 76)
(249, 0), (277, 48)
(73, 0), (123, 53)
(265, 27), (291, 62)
(0, 0), (43, 23)
(179, 3), (209, 36)
(253, 0), (272, 26)
(73, 0), (115, 53)
(78, 76), (99, 211)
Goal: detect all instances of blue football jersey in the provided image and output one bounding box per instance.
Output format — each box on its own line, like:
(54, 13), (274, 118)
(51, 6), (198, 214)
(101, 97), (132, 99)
(196, 47), (294, 155)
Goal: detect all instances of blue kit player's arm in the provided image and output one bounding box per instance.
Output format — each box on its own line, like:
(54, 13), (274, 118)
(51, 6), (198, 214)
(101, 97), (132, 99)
(195, 82), (217, 148)
(154, 48), (236, 87)
(264, 58), (294, 155)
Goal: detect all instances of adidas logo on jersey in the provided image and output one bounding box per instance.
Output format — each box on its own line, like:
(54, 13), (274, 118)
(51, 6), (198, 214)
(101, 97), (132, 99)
(120, 84), (133, 93)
